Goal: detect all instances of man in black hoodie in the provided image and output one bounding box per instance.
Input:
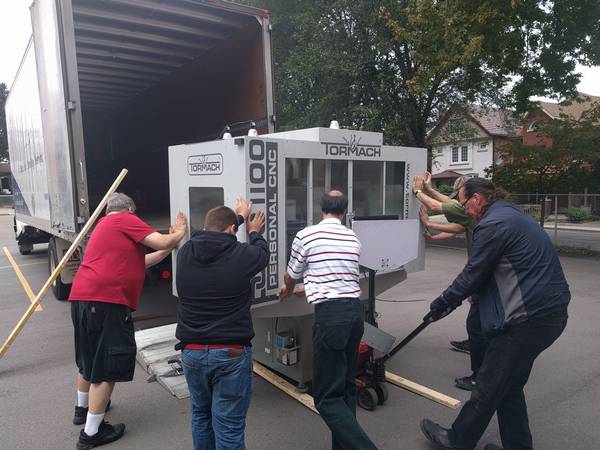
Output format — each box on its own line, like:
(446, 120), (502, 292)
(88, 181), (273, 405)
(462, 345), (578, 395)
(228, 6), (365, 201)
(176, 198), (268, 450)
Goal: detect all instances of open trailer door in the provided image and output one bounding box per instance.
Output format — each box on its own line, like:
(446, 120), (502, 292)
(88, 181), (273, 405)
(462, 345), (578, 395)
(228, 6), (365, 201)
(31, 0), (88, 234)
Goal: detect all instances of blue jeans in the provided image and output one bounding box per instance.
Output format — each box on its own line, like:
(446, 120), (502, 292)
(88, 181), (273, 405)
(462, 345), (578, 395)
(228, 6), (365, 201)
(182, 347), (253, 450)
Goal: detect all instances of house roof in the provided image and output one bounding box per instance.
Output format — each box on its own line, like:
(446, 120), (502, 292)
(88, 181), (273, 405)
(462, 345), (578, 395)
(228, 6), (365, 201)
(431, 170), (463, 180)
(467, 105), (521, 137)
(428, 105), (521, 143)
(535, 92), (600, 121)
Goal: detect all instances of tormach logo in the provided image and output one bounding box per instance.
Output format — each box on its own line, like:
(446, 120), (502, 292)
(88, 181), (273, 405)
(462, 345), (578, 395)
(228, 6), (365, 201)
(324, 134), (381, 158)
(188, 154), (223, 175)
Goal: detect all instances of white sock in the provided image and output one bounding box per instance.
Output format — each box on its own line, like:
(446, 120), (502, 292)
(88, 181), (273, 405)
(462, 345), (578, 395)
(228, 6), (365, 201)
(84, 412), (105, 436)
(77, 391), (89, 408)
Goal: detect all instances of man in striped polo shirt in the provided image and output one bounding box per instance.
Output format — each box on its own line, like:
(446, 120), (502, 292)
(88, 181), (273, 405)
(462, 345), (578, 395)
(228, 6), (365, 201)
(278, 190), (378, 450)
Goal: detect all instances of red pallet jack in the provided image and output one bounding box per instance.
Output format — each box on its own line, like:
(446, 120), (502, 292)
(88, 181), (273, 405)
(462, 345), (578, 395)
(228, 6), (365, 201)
(349, 215), (456, 410)
(355, 268), (453, 410)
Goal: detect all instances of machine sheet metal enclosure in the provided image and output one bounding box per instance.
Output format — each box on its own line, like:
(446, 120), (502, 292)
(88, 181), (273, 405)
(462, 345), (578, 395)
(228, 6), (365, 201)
(169, 127), (426, 385)
(169, 127), (426, 305)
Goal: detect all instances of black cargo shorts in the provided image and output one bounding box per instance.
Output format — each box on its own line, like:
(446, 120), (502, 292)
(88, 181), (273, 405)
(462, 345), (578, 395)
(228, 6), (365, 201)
(71, 300), (137, 384)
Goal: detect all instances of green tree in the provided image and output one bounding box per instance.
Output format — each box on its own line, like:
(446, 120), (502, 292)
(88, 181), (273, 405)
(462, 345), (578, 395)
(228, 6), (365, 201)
(488, 104), (600, 193)
(239, 1), (600, 148)
(0, 83), (8, 162)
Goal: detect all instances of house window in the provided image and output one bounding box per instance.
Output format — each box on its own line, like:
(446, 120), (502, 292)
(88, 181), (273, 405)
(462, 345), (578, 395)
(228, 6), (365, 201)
(527, 120), (542, 132)
(451, 145), (469, 164)
(448, 117), (465, 134)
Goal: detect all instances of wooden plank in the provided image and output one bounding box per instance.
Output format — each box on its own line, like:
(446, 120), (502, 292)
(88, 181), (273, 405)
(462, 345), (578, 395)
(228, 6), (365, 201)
(2, 247), (43, 312)
(385, 371), (461, 409)
(0, 169), (128, 359)
(252, 362), (318, 414)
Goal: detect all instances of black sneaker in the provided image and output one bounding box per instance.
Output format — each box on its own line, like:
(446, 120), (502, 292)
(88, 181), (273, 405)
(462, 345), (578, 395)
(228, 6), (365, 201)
(76, 421), (125, 450)
(484, 445), (504, 450)
(450, 339), (471, 354)
(73, 400), (112, 425)
(455, 374), (476, 391)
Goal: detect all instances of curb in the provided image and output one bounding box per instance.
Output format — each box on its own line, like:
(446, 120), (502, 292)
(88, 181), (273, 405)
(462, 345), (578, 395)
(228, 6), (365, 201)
(543, 225), (600, 233)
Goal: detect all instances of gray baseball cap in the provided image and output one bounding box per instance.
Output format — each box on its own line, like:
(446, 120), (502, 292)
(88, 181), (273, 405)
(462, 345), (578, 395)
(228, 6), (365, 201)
(449, 175), (473, 199)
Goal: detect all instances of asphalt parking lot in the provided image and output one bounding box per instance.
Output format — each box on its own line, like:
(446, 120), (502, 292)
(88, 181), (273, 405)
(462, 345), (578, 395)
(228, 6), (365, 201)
(1, 212), (599, 450)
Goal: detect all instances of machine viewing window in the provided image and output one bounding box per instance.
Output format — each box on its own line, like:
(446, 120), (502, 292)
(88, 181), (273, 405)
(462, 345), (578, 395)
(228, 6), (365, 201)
(189, 187), (224, 232)
(385, 161), (406, 217)
(312, 159), (326, 225)
(353, 161), (383, 216)
(312, 159), (348, 224)
(331, 160), (348, 193)
(286, 159), (309, 260)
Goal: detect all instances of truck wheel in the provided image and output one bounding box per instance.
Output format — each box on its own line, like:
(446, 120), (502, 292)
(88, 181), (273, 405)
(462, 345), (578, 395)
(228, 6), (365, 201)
(18, 243), (33, 255)
(48, 237), (71, 301)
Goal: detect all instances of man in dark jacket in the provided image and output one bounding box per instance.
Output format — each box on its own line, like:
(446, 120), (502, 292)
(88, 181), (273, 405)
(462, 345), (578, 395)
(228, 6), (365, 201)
(420, 178), (570, 450)
(176, 198), (268, 450)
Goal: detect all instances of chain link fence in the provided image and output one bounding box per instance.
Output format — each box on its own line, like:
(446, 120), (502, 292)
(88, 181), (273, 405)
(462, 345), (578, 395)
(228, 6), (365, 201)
(509, 193), (600, 252)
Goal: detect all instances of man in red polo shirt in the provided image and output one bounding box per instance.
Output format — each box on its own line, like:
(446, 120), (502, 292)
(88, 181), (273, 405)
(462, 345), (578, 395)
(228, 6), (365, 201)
(69, 192), (187, 450)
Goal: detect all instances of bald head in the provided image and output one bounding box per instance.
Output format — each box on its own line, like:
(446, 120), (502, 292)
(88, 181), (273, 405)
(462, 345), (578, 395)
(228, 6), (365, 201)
(321, 190), (348, 216)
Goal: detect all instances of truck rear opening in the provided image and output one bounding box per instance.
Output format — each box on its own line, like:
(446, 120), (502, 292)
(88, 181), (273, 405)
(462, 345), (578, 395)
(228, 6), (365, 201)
(73, 0), (272, 221)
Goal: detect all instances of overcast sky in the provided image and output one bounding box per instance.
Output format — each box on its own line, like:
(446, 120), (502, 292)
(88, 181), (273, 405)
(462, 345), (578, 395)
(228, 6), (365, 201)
(1, 2), (599, 99)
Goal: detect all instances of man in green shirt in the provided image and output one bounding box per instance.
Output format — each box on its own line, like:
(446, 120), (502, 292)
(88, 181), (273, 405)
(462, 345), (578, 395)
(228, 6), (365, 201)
(413, 174), (485, 391)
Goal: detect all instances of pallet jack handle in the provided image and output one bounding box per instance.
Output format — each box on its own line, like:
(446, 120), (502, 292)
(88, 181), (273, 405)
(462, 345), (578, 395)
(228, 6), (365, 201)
(380, 312), (435, 363)
(380, 299), (458, 364)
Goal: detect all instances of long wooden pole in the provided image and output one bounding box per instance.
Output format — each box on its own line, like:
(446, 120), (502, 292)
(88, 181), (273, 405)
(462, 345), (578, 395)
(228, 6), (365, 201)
(0, 169), (128, 359)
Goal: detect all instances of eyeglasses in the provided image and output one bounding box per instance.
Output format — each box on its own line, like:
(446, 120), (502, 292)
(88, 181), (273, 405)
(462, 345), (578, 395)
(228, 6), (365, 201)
(460, 195), (474, 208)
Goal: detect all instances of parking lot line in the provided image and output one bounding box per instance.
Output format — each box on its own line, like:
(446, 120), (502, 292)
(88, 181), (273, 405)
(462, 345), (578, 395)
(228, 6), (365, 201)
(0, 261), (46, 270)
(2, 247), (43, 312)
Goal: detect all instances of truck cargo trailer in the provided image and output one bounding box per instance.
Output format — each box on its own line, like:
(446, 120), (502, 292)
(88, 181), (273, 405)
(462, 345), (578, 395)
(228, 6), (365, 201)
(5, 0), (274, 299)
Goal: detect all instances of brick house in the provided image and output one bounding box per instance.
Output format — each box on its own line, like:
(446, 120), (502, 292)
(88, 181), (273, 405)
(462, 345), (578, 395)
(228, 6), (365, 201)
(522, 92), (600, 148)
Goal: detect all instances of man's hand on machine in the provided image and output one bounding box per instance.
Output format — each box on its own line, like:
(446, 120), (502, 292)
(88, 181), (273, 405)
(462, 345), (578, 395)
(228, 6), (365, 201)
(246, 210), (265, 234)
(426, 294), (460, 322)
(173, 212), (188, 233)
(235, 196), (253, 221)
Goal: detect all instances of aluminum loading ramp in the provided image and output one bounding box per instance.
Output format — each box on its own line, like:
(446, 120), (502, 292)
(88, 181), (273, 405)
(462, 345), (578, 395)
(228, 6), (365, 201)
(135, 324), (188, 399)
